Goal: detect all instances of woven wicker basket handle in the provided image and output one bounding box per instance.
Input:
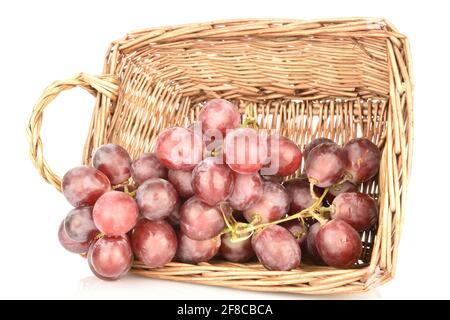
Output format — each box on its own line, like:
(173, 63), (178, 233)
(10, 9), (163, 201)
(27, 73), (118, 191)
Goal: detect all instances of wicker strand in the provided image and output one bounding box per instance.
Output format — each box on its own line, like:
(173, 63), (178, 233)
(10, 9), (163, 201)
(27, 73), (118, 190)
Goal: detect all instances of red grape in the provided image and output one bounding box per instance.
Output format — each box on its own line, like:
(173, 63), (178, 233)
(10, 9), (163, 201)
(62, 166), (111, 207)
(305, 143), (346, 187)
(199, 99), (240, 135)
(263, 135), (302, 177)
(331, 192), (378, 231)
(135, 178), (179, 221)
(220, 233), (254, 262)
(306, 222), (324, 264)
(168, 169), (194, 199)
(303, 138), (335, 161)
(224, 127), (268, 174)
(93, 144), (131, 185)
(228, 172), (263, 211)
(179, 197), (225, 241)
(64, 207), (98, 243)
(58, 221), (90, 254)
(191, 157), (234, 206)
(283, 178), (315, 214)
(252, 225), (301, 271)
(243, 182), (290, 224)
(131, 219), (177, 268)
(176, 232), (221, 263)
(343, 138), (381, 184)
(155, 127), (204, 170)
(280, 220), (307, 245)
(131, 152), (167, 185)
(93, 191), (138, 236)
(87, 235), (133, 281)
(316, 220), (362, 268)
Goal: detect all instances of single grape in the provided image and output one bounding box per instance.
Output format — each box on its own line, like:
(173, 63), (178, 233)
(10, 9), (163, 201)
(87, 235), (133, 281)
(243, 182), (290, 224)
(252, 225), (301, 271)
(305, 143), (346, 187)
(155, 127), (204, 170)
(228, 172), (263, 211)
(220, 233), (254, 262)
(64, 206), (98, 243)
(343, 138), (381, 184)
(303, 138), (335, 161)
(167, 202), (181, 226)
(224, 127), (268, 174)
(62, 166), (111, 207)
(131, 152), (167, 185)
(199, 99), (240, 135)
(131, 219), (177, 268)
(280, 220), (307, 245)
(168, 169), (194, 199)
(191, 157), (234, 206)
(306, 222), (324, 264)
(176, 232), (221, 264)
(58, 221), (90, 254)
(331, 192), (378, 231)
(263, 135), (302, 177)
(93, 144), (131, 185)
(135, 178), (179, 221)
(179, 197), (225, 241)
(93, 191), (138, 236)
(316, 220), (362, 268)
(325, 181), (358, 203)
(283, 178), (315, 214)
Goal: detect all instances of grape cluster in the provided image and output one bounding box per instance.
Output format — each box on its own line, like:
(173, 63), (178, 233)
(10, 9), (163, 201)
(57, 98), (381, 280)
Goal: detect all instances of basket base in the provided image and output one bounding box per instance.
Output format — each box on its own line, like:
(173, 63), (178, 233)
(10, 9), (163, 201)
(129, 260), (388, 295)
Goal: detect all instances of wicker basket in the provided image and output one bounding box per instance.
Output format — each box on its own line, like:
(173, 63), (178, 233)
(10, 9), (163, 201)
(28, 18), (413, 295)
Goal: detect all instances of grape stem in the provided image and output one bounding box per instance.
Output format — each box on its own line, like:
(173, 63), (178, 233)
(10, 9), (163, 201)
(319, 205), (335, 214)
(210, 149), (219, 157)
(241, 106), (260, 129)
(334, 172), (353, 186)
(112, 180), (137, 197)
(221, 187), (330, 241)
(309, 178), (319, 200)
(241, 117), (260, 129)
(94, 232), (105, 240)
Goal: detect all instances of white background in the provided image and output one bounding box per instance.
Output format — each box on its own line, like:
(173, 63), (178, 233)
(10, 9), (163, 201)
(0, 0), (449, 300)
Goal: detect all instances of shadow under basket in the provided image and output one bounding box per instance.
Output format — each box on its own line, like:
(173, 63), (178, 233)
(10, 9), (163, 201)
(28, 18), (413, 295)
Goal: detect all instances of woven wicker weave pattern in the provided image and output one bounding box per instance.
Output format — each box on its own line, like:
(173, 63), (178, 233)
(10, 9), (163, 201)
(27, 18), (413, 294)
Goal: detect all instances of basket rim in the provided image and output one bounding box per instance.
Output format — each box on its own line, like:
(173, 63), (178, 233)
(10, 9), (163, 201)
(116, 16), (405, 40)
(111, 17), (408, 57)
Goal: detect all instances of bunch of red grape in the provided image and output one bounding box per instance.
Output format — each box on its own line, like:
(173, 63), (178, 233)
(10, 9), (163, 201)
(57, 98), (381, 280)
